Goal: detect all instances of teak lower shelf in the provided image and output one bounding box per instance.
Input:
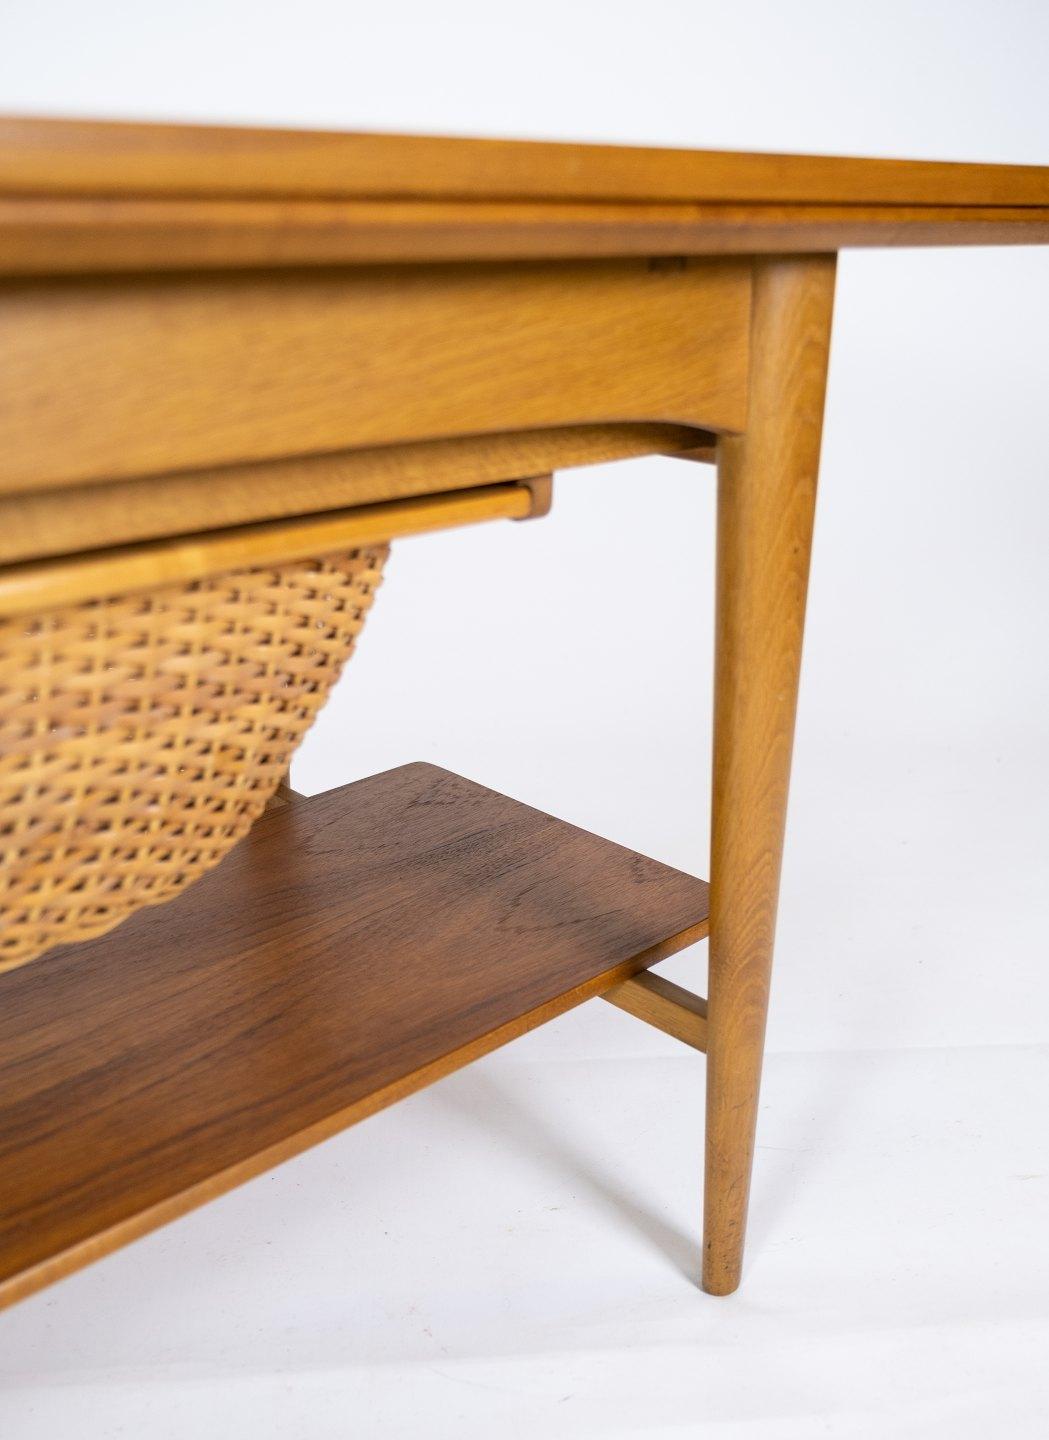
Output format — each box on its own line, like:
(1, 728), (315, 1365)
(0, 762), (709, 1309)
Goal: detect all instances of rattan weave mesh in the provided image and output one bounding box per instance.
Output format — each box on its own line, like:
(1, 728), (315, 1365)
(0, 546), (388, 972)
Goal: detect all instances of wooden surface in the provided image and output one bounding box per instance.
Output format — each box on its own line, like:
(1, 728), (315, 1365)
(0, 424), (707, 567)
(704, 256), (836, 1296)
(0, 481), (538, 618)
(602, 971), (709, 1051)
(0, 113), (1042, 1306)
(2, 117), (1047, 204)
(0, 118), (1046, 272)
(0, 259), (749, 494)
(0, 763), (710, 1309)
(3, 198), (1048, 271)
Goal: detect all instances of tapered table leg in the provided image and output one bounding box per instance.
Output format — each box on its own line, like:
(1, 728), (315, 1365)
(703, 254), (837, 1296)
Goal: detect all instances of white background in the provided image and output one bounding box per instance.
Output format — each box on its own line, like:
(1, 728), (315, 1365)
(1, 2), (1047, 1436)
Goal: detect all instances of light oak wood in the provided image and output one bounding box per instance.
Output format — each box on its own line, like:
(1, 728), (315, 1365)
(0, 763), (710, 1310)
(514, 474), (554, 519)
(602, 971), (709, 1051)
(2, 117), (1047, 206)
(0, 119), (1045, 274)
(703, 255), (837, 1296)
(0, 481), (540, 618)
(675, 438), (719, 465)
(2, 198), (1047, 271)
(0, 424), (706, 566)
(0, 260), (749, 494)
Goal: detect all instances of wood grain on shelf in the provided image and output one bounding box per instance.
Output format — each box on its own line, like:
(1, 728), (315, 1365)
(0, 763), (710, 1310)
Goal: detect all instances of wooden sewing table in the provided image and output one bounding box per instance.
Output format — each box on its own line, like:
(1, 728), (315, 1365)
(0, 119), (1046, 1306)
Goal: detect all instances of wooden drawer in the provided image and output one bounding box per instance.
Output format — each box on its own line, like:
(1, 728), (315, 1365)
(0, 257), (749, 497)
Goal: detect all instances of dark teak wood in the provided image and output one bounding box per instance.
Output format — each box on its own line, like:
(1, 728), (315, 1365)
(0, 763), (710, 1310)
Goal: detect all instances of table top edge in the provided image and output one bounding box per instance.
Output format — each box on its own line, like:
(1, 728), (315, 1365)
(1, 115), (1047, 210)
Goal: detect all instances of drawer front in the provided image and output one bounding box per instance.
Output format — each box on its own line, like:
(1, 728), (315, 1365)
(0, 258), (749, 495)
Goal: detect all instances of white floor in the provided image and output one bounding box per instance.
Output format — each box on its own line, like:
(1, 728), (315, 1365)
(2, 1031), (1047, 1439)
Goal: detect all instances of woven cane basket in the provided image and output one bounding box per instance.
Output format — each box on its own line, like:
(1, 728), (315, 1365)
(0, 546), (388, 973)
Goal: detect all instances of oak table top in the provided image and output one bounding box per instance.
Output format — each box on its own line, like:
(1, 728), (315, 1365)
(1, 116), (1047, 273)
